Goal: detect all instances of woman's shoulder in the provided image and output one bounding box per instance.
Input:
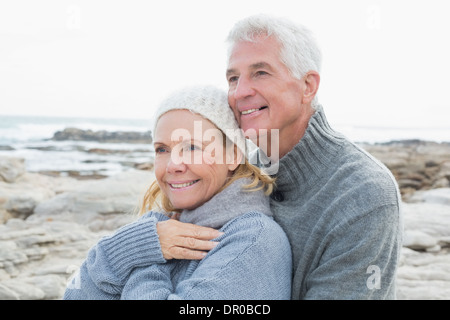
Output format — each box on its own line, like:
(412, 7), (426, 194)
(139, 210), (171, 221)
(220, 212), (290, 246)
(222, 211), (276, 226)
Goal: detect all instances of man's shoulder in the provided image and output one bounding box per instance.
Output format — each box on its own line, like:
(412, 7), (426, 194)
(341, 140), (398, 184)
(328, 140), (401, 207)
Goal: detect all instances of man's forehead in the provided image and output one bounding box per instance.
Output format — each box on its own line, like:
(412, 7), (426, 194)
(227, 38), (281, 70)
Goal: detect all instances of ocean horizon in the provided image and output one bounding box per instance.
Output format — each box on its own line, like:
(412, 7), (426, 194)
(1, 114), (449, 177)
(2, 113), (449, 144)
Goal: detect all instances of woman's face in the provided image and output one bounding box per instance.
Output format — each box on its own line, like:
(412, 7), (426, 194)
(153, 110), (239, 210)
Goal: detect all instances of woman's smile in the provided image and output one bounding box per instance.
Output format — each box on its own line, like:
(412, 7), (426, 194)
(168, 179), (200, 190)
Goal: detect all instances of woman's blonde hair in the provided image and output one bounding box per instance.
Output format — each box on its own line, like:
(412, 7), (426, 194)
(138, 157), (275, 216)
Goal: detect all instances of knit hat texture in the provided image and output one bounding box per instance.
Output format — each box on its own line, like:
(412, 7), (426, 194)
(151, 85), (246, 156)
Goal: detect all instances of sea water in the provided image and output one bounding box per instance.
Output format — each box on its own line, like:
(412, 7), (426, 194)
(0, 115), (154, 176)
(0, 114), (449, 176)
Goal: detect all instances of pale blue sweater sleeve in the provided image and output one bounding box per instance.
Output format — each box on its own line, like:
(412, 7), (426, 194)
(120, 212), (292, 300)
(63, 211), (168, 300)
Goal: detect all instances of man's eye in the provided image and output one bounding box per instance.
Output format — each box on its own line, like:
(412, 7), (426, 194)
(255, 70), (268, 76)
(228, 76), (238, 83)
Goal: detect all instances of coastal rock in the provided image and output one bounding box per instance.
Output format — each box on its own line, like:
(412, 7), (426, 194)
(397, 247), (450, 299)
(0, 157), (26, 183)
(403, 230), (439, 251)
(419, 188), (450, 206)
(0, 170), (80, 223)
(0, 186), (447, 300)
(402, 189), (450, 242)
(51, 127), (152, 144)
(0, 146), (15, 151)
(0, 217), (108, 300)
(31, 170), (154, 231)
(359, 141), (450, 199)
(1, 148), (450, 300)
(396, 188), (450, 299)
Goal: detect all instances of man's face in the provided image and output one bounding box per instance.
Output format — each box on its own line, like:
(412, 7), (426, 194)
(226, 35), (305, 138)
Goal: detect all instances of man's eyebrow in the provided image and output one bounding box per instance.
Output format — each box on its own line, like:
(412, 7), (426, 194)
(226, 68), (237, 77)
(226, 62), (274, 77)
(249, 62), (274, 71)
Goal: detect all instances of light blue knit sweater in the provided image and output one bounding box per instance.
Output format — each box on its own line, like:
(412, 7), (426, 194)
(63, 178), (292, 300)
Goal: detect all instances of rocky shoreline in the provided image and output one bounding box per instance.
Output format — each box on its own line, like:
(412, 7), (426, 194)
(1, 128), (155, 180)
(51, 127), (153, 144)
(1, 139), (450, 300)
(360, 140), (450, 200)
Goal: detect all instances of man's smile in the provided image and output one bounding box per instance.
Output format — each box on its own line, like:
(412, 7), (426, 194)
(240, 106), (268, 115)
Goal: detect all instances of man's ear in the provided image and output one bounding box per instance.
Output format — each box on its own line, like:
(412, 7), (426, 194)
(227, 145), (243, 171)
(302, 71), (320, 105)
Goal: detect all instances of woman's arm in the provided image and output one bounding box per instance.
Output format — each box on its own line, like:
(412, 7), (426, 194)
(63, 212), (168, 299)
(120, 212), (292, 300)
(64, 211), (222, 299)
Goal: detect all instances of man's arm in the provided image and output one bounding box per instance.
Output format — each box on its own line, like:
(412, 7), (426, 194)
(304, 203), (401, 299)
(157, 219), (222, 260)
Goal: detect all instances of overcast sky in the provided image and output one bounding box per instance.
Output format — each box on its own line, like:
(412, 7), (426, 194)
(1, 0), (449, 129)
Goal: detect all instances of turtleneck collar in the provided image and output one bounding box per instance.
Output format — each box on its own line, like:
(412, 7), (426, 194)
(261, 105), (346, 195)
(179, 177), (272, 229)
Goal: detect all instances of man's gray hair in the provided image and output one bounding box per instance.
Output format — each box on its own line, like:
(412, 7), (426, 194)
(226, 14), (322, 107)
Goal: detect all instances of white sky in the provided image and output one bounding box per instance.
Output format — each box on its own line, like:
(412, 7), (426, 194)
(1, 0), (449, 129)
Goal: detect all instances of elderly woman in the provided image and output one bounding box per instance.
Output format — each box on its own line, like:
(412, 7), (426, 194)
(63, 85), (291, 300)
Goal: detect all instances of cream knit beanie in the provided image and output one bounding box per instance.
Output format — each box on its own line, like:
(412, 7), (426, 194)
(151, 85), (246, 157)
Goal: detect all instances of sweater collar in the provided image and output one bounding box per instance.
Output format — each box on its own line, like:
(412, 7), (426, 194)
(269, 105), (346, 194)
(179, 177), (272, 229)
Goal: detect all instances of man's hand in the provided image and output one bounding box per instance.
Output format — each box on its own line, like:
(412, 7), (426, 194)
(156, 219), (223, 260)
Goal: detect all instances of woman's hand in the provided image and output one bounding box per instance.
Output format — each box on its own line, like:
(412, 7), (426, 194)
(156, 219), (223, 260)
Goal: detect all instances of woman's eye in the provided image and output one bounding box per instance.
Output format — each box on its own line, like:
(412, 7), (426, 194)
(186, 144), (201, 152)
(155, 146), (168, 153)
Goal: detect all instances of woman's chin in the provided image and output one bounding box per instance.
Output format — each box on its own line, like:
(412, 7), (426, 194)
(171, 200), (200, 211)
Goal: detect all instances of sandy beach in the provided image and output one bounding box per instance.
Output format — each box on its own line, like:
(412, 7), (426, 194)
(1, 139), (450, 300)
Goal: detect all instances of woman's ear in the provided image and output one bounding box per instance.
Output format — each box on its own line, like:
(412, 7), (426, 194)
(227, 145), (243, 171)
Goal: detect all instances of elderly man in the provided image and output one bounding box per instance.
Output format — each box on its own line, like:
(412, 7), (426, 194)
(221, 14), (402, 299)
(158, 15), (402, 300)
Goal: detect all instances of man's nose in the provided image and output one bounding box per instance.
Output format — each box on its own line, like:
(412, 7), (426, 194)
(233, 77), (255, 100)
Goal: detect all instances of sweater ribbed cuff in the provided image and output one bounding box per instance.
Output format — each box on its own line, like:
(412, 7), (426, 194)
(100, 217), (166, 278)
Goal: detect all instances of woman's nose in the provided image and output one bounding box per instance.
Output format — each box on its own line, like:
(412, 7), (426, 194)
(166, 152), (187, 173)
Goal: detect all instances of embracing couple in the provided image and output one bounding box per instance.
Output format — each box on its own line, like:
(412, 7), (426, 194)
(64, 14), (402, 300)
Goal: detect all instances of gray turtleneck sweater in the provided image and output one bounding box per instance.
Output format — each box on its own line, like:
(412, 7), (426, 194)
(63, 178), (292, 300)
(258, 105), (403, 300)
